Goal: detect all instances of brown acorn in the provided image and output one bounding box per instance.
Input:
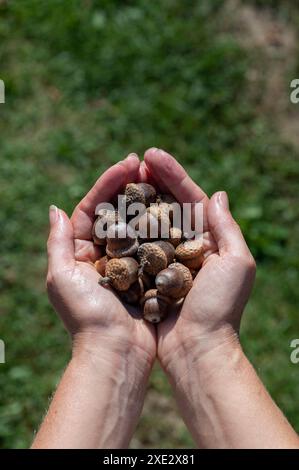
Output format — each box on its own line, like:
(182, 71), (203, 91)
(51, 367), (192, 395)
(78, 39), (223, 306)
(137, 204), (171, 239)
(175, 239), (204, 269)
(94, 255), (109, 276)
(156, 194), (180, 222)
(124, 183), (156, 207)
(140, 289), (172, 324)
(154, 241), (175, 264)
(118, 278), (144, 305)
(155, 262), (193, 299)
(106, 222), (139, 258)
(169, 227), (183, 247)
(99, 257), (138, 291)
(137, 241), (174, 277)
(92, 209), (120, 245)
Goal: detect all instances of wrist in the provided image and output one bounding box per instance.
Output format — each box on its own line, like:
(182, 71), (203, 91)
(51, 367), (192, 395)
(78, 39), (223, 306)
(160, 324), (241, 385)
(72, 328), (154, 373)
(69, 332), (153, 448)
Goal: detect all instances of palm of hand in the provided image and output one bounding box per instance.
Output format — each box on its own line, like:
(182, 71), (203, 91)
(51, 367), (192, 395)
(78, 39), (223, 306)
(138, 148), (255, 364)
(157, 247), (254, 362)
(47, 156), (156, 361)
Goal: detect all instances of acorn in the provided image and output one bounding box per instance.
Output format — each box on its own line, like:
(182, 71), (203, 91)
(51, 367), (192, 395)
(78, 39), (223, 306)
(118, 278), (144, 305)
(99, 257), (138, 291)
(92, 209), (120, 245)
(137, 204), (171, 239)
(106, 222), (139, 258)
(155, 262), (193, 299)
(95, 255), (109, 276)
(154, 241), (175, 264)
(169, 227), (183, 247)
(140, 289), (172, 323)
(156, 194), (180, 221)
(124, 183), (156, 207)
(137, 241), (174, 277)
(175, 239), (204, 269)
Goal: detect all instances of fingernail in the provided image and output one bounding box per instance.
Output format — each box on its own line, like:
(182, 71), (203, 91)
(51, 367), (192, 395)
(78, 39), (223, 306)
(125, 153), (138, 160)
(49, 205), (58, 225)
(216, 191), (229, 210)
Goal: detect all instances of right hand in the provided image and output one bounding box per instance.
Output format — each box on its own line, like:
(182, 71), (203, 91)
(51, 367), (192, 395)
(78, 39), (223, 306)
(140, 148), (256, 373)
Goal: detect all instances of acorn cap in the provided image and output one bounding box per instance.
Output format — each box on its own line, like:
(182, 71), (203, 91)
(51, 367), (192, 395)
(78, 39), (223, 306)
(100, 257), (138, 291)
(181, 255), (203, 270)
(125, 183), (156, 207)
(175, 239), (203, 261)
(137, 243), (168, 276)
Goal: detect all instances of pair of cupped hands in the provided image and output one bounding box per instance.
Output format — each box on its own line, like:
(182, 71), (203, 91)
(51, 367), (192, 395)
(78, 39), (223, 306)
(47, 148), (256, 373)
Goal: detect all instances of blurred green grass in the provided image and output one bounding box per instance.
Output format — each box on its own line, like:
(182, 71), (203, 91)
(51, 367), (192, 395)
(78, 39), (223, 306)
(0, 0), (299, 448)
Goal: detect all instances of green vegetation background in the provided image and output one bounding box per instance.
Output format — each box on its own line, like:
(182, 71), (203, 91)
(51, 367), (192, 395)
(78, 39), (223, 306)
(0, 0), (298, 448)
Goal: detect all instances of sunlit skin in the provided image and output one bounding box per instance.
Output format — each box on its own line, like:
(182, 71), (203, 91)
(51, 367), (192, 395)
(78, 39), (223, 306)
(32, 148), (299, 449)
(46, 153), (156, 366)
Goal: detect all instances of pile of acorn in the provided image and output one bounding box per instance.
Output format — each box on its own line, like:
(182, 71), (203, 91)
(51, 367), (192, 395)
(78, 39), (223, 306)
(92, 183), (203, 323)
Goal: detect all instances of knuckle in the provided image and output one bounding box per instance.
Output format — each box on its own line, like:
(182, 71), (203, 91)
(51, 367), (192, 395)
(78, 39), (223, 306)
(46, 269), (62, 291)
(46, 272), (54, 291)
(242, 254), (256, 273)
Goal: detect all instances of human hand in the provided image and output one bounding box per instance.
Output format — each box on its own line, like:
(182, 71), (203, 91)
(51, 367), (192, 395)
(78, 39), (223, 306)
(140, 148), (256, 374)
(46, 154), (156, 368)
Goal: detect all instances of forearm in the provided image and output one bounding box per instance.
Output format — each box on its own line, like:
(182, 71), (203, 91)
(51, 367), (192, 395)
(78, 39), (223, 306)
(164, 334), (299, 449)
(32, 337), (152, 449)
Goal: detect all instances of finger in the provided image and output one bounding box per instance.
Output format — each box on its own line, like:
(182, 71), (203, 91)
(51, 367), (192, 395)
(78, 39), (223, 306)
(138, 159), (168, 191)
(74, 239), (103, 263)
(208, 192), (252, 257)
(71, 153), (140, 240)
(144, 147), (209, 230)
(47, 205), (75, 273)
(124, 153), (140, 183)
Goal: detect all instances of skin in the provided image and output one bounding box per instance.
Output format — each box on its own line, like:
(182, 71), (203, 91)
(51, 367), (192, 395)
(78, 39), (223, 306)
(32, 154), (156, 449)
(32, 148), (299, 449)
(140, 148), (299, 448)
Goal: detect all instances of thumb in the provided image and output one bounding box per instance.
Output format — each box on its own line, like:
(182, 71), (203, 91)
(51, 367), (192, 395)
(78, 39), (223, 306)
(208, 192), (251, 257)
(47, 205), (75, 273)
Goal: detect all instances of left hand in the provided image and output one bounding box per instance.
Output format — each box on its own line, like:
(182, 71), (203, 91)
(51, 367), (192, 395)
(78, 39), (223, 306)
(47, 154), (156, 368)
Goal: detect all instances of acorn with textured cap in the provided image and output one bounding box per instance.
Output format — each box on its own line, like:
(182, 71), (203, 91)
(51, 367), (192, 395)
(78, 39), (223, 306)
(124, 183), (156, 207)
(99, 257), (139, 291)
(175, 239), (204, 270)
(137, 241), (174, 276)
(155, 262), (193, 299)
